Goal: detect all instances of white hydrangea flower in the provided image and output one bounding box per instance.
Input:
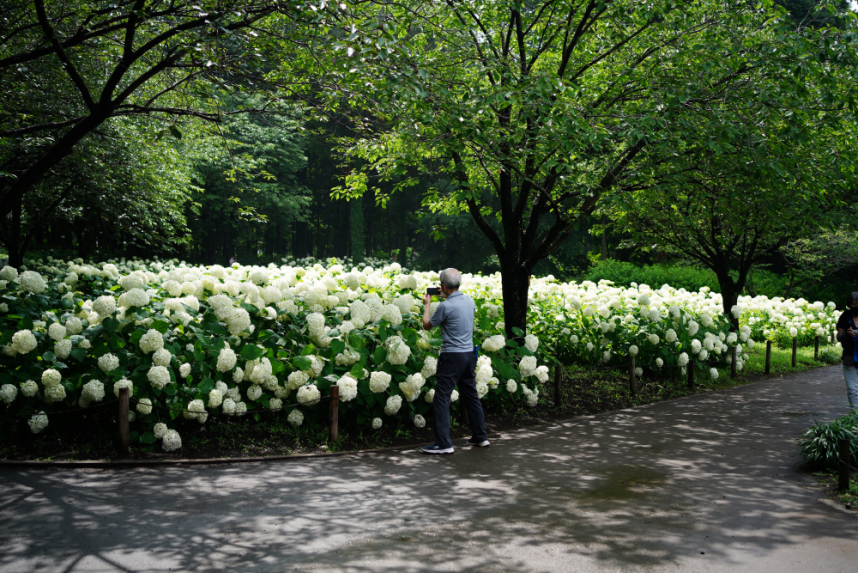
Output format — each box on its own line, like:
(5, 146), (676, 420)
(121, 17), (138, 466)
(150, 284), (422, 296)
(647, 334), (660, 345)
(179, 363), (191, 378)
(217, 347), (237, 372)
(534, 365), (549, 383)
(384, 394), (403, 415)
(0, 266), (17, 281)
(19, 271), (47, 294)
(42, 368), (61, 387)
(48, 322), (67, 342)
(147, 366), (171, 390)
(136, 398), (152, 415)
(372, 417), (383, 430)
(98, 353), (120, 373)
(65, 317), (83, 335)
(421, 356), (438, 379)
(483, 335), (506, 352)
(12, 330), (37, 354)
(1, 384), (18, 404)
(710, 368), (719, 380)
(288, 408), (304, 427)
(506, 379), (517, 393)
(222, 398), (236, 415)
(21, 380), (38, 397)
(113, 378), (133, 398)
(153, 423), (168, 439)
(54, 339), (72, 359)
(337, 375), (359, 402)
(629, 345), (639, 356)
(208, 389), (224, 408)
(424, 388), (435, 403)
(81, 380), (105, 403)
(123, 288), (150, 308)
(524, 334), (539, 353)
(413, 414), (426, 428)
(519, 356), (537, 378)
(399, 373), (425, 402)
(297, 384), (321, 405)
(246, 384), (262, 401)
(92, 295), (116, 317)
(139, 329), (164, 354)
(385, 335), (412, 365)
(28, 412), (49, 434)
(287, 370), (310, 390)
(162, 429), (182, 451)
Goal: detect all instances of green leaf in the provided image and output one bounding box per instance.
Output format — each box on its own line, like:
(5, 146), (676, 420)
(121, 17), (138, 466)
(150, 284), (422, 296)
(70, 348), (88, 362)
(373, 347), (387, 364)
(207, 322), (228, 336)
(140, 431), (157, 444)
(198, 378), (215, 393)
(163, 385), (177, 396)
(240, 344), (265, 360)
(293, 356), (313, 370)
(42, 351), (56, 362)
(512, 327), (525, 337)
(240, 302), (260, 314)
(151, 320), (170, 334)
(331, 339), (346, 356)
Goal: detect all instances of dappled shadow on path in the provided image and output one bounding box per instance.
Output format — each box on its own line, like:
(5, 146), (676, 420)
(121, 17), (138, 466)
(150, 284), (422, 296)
(0, 367), (855, 573)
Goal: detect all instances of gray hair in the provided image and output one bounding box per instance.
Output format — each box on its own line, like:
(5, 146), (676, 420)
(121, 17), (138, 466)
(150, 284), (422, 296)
(439, 268), (462, 290)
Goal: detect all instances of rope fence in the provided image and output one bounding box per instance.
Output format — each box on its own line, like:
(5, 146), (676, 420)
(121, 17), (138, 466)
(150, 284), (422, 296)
(1, 335), (838, 457)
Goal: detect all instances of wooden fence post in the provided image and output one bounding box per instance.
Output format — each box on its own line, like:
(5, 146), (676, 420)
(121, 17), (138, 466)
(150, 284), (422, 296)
(629, 354), (636, 395)
(329, 385), (339, 442)
(839, 438), (851, 492)
(765, 341), (772, 375)
(731, 346), (737, 378)
(814, 336), (819, 361)
(118, 387), (129, 456)
(792, 338), (798, 367)
(554, 363), (562, 408)
(687, 359), (695, 390)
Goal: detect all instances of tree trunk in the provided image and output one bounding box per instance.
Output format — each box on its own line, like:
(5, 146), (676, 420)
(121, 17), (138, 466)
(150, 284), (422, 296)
(500, 257), (530, 340)
(714, 270), (740, 331)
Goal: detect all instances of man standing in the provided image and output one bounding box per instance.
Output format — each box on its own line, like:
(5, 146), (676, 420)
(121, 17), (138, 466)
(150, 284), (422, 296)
(421, 268), (489, 454)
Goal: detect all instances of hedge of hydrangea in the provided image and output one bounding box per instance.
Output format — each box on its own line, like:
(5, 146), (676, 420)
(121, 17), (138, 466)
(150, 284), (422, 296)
(0, 256), (549, 451)
(0, 256), (839, 452)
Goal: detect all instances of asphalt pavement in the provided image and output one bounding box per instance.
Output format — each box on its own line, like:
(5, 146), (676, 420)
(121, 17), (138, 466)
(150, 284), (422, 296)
(1, 366), (857, 572)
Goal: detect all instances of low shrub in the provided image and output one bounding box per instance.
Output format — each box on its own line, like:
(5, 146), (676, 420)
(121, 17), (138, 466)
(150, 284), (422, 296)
(796, 411), (858, 469)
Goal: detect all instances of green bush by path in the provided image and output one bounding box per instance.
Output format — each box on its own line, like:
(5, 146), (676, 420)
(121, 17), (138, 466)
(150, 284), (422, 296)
(797, 411), (858, 470)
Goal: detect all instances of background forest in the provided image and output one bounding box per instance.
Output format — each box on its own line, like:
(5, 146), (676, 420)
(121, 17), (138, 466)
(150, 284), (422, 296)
(2, 0), (857, 310)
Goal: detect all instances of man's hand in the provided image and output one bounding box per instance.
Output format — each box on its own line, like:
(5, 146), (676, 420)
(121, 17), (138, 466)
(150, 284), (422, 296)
(849, 327), (856, 338)
(423, 293), (432, 306)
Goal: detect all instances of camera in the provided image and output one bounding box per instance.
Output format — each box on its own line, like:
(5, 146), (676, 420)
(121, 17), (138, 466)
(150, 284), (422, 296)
(426, 287), (441, 296)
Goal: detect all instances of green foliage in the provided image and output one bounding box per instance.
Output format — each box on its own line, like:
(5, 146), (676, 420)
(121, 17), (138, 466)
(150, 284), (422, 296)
(585, 260), (720, 294)
(797, 411), (858, 469)
(819, 344), (842, 364)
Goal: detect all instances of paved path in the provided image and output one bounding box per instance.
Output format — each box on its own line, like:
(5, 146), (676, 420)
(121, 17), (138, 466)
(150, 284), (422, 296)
(2, 367), (857, 573)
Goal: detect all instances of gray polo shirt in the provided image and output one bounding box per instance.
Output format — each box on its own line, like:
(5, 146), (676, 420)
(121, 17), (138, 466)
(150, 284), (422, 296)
(429, 290), (475, 353)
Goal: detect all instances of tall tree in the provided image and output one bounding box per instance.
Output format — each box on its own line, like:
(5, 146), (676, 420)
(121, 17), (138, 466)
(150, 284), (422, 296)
(301, 0), (854, 337)
(0, 0), (315, 265)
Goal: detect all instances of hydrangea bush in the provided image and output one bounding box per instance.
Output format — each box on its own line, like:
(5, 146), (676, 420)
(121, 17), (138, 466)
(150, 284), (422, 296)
(0, 257), (548, 451)
(0, 257), (838, 452)
(521, 279), (838, 374)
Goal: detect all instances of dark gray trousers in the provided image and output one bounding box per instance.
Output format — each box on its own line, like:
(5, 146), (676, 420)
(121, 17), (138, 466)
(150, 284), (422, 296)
(432, 351), (487, 449)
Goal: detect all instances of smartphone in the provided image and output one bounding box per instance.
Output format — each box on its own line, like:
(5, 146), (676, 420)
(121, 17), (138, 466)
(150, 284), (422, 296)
(426, 287), (441, 296)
